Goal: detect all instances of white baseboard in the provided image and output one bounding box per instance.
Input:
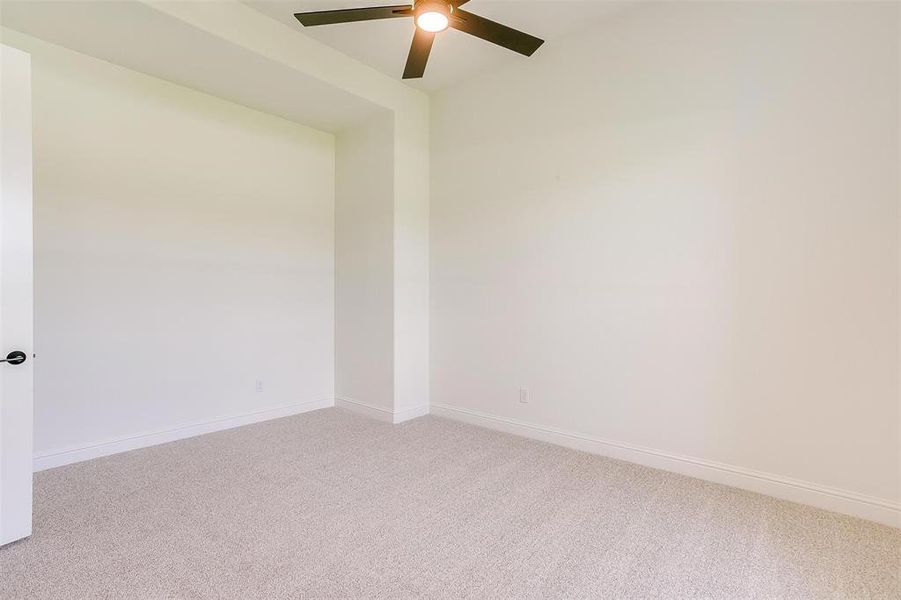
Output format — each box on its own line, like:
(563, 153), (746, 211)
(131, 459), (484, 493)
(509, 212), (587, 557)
(393, 403), (430, 423)
(336, 396), (394, 423)
(431, 403), (900, 528)
(336, 396), (429, 424)
(33, 398), (335, 472)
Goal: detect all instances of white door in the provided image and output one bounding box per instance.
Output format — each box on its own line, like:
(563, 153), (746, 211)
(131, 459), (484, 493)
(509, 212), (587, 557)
(0, 44), (34, 546)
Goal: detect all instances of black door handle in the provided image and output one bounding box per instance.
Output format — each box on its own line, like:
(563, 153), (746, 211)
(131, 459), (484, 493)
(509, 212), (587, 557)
(1, 351), (26, 365)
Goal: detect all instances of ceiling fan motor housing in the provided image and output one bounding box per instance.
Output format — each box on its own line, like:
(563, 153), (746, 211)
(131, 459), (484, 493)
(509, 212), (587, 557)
(414, 1), (453, 15)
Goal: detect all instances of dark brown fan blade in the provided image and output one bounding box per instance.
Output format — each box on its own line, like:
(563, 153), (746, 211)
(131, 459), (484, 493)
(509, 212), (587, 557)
(295, 5), (412, 27)
(449, 9), (544, 56)
(453, 0), (472, 5)
(403, 28), (435, 79)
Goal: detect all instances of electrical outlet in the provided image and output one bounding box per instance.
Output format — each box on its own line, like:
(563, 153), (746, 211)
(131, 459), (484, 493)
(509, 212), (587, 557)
(519, 388), (529, 403)
(255, 379), (263, 393)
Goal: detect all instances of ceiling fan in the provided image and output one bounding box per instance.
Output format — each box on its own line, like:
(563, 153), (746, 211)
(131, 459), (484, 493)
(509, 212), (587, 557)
(294, 1), (545, 79)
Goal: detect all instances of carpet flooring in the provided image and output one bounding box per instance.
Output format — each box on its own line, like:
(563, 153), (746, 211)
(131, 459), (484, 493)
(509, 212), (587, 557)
(1, 408), (899, 599)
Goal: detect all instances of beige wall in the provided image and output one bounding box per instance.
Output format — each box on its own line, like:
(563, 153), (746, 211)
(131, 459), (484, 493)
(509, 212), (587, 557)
(430, 1), (900, 517)
(3, 30), (336, 459)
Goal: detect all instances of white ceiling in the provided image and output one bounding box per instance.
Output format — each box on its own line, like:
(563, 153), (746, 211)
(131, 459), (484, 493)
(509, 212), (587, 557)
(243, 1), (634, 93)
(0, 1), (386, 131)
(0, 0), (634, 130)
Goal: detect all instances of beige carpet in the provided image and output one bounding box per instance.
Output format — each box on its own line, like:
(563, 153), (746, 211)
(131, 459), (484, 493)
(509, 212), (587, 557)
(1, 408), (898, 599)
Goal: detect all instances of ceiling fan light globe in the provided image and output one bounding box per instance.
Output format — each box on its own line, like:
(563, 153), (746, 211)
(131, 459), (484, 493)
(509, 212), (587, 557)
(416, 11), (449, 33)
